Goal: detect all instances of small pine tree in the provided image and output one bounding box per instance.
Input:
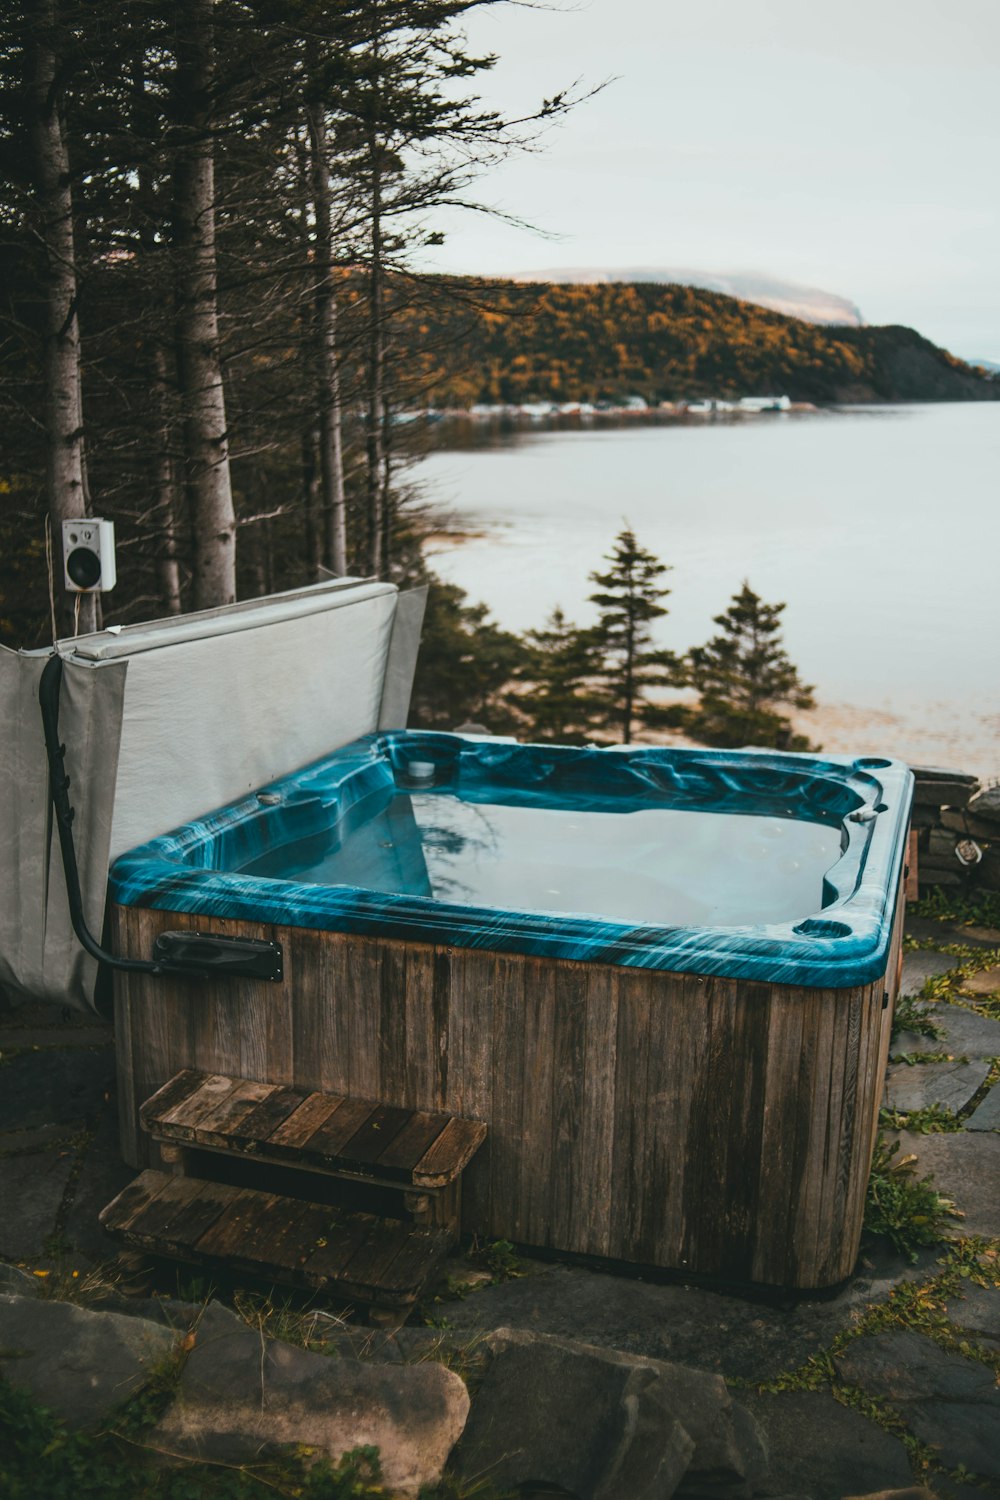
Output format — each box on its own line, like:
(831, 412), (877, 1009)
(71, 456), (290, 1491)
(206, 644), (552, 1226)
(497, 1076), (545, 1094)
(685, 581), (817, 750)
(589, 527), (679, 743)
(409, 575), (529, 734)
(511, 607), (605, 744)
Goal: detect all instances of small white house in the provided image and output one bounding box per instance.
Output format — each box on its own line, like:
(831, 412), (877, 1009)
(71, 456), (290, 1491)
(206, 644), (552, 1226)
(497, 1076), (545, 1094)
(738, 395), (792, 412)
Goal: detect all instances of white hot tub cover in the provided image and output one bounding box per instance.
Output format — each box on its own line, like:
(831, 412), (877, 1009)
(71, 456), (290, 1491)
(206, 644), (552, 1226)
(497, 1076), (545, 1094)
(0, 578), (426, 1012)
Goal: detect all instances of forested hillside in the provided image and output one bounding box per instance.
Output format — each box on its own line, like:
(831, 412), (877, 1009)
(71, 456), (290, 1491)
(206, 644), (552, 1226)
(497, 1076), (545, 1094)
(408, 278), (997, 407)
(1, 0), (992, 653)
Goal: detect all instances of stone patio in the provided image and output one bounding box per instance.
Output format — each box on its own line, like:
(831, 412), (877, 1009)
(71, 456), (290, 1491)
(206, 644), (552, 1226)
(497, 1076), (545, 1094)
(1, 912), (998, 1499)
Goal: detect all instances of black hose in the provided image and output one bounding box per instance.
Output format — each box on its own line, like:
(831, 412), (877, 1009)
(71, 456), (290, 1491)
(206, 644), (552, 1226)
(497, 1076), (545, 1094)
(39, 652), (162, 974)
(39, 652), (283, 984)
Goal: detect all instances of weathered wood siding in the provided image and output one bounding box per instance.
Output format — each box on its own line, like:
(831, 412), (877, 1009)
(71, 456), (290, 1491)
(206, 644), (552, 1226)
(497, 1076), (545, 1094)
(112, 887), (903, 1289)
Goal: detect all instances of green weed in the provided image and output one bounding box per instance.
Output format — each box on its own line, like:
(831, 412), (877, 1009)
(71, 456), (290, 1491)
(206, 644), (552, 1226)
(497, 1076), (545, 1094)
(469, 1239), (521, 1282)
(0, 1370), (392, 1497)
(912, 888), (1000, 930)
(863, 1136), (963, 1260)
(887, 1050), (960, 1066)
(890, 994), (945, 1043)
(877, 1103), (963, 1134)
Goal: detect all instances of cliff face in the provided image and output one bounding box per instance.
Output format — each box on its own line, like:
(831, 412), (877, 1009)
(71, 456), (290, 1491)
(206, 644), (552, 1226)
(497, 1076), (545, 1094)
(844, 324), (999, 402)
(413, 279), (999, 407)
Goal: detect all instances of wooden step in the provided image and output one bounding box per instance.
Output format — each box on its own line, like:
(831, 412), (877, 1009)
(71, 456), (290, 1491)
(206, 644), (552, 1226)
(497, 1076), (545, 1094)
(140, 1070), (487, 1191)
(100, 1169), (452, 1309)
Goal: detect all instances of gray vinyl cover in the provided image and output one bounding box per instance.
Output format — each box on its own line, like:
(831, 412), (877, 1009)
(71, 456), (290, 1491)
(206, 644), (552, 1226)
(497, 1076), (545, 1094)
(0, 577), (426, 1012)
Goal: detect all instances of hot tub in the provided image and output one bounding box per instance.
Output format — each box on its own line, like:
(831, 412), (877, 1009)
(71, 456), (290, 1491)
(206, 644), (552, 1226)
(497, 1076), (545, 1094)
(109, 733), (913, 1289)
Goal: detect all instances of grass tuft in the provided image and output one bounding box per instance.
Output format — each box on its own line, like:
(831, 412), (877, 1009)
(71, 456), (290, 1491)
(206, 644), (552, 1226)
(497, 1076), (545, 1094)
(891, 994), (945, 1043)
(911, 887), (1000, 930)
(863, 1136), (963, 1260)
(877, 1103), (964, 1135)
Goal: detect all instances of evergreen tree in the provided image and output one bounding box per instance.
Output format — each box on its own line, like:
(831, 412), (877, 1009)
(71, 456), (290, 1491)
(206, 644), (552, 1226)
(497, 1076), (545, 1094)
(512, 607), (604, 744)
(588, 527), (679, 743)
(409, 574), (529, 733)
(685, 581), (816, 750)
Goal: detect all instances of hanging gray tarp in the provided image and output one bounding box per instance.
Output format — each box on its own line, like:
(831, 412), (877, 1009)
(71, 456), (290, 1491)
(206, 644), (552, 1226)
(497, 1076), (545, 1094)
(0, 578), (426, 1013)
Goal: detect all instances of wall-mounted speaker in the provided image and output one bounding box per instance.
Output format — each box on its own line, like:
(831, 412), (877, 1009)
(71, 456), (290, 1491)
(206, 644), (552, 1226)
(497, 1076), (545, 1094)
(62, 519), (117, 594)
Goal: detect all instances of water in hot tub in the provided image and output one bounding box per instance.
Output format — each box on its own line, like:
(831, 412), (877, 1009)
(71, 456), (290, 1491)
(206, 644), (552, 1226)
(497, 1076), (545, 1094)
(241, 787), (844, 928)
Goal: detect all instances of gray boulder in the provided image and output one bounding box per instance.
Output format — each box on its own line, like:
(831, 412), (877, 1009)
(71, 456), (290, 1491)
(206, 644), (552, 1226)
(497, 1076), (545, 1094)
(966, 784), (1000, 829)
(153, 1315), (468, 1497)
(0, 1293), (177, 1429)
(452, 1326), (767, 1500)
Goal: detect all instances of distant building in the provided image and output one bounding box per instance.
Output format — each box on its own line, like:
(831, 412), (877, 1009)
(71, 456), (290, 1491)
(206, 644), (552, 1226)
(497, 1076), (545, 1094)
(685, 398), (736, 414)
(738, 395), (792, 412)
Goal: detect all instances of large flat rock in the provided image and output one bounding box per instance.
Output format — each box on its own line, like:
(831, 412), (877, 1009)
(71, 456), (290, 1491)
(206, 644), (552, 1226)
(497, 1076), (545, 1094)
(965, 1084), (1000, 1132)
(892, 1001), (1000, 1060)
(0, 1294), (177, 1429)
(942, 1284), (1000, 1349)
(154, 1314), (469, 1497)
(451, 1329), (700, 1500)
(883, 1060), (989, 1114)
(739, 1389), (913, 1500)
(886, 1130), (1000, 1237)
(834, 1330), (1000, 1481)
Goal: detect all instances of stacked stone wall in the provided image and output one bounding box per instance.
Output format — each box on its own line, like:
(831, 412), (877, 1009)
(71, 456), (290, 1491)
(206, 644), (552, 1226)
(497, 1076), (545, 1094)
(911, 767), (1000, 896)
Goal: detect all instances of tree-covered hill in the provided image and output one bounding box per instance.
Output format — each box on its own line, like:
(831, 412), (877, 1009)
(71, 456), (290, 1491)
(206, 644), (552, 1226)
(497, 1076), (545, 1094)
(410, 279), (998, 407)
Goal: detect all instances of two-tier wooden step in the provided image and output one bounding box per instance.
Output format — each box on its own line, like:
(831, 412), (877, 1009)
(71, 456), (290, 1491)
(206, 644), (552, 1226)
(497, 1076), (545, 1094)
(99, 1170), (452, 1311)
(100, 1070), (487, 1316)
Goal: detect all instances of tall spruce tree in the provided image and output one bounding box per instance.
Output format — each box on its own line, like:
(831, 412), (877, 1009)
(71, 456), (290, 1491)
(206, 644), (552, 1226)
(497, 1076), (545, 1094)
(589, 527), (679, 743)
(685, 581), (816, 750)
(512, 607), (604, 744)
(0, 1), (590, 642)
(27, 0), (98, 635)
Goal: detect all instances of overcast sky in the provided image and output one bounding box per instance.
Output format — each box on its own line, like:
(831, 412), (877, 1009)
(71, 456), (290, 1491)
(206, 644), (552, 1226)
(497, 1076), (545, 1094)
(417, 0), (1000, 359)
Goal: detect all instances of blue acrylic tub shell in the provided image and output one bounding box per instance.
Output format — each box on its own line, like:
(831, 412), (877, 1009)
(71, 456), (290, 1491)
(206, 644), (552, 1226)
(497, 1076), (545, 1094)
(108, 733), (914, 989)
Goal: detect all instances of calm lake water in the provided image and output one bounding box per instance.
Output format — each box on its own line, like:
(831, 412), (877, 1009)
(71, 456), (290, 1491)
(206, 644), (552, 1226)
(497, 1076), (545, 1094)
(242, 787), (840, 927)
(419, 403), (1000, 780)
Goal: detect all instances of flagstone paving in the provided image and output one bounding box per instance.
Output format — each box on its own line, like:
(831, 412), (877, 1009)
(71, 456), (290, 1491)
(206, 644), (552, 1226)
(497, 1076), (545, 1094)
(1, 902), (998, 1498)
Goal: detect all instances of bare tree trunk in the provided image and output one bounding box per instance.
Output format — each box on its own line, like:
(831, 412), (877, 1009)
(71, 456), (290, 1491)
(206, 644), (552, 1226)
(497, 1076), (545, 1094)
(152, 344), (182, 613)
(172, 0), (236, 609)
(623, 614), (636, 743)
(305, 92), (348, 575)
(365, 121), (386, 579)
(301, 427), (322, 582)
(31, 0), (97, 637)
(381, 392), (393, 577)
(137, 88), (183, 617)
